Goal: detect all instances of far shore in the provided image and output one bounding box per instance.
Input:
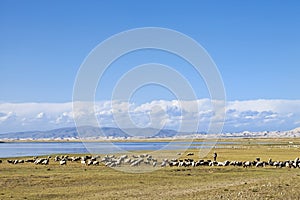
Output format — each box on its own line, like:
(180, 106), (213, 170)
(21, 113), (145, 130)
(1, 137), (300, 143)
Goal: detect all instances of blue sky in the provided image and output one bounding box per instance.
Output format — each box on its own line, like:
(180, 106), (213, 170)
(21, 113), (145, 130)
(1, 0), (300, 102)
(0, 1), (300, 133)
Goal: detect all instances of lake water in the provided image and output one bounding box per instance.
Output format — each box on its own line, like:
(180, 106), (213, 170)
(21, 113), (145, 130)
(0, 141), (234, 158)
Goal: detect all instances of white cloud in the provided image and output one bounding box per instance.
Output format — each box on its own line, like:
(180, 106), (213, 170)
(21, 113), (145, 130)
(36, 112), (46, 119)
(0, 99), (299, 133)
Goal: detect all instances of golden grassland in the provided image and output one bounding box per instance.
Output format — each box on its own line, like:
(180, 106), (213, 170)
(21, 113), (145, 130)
(1, 138), (300, 199)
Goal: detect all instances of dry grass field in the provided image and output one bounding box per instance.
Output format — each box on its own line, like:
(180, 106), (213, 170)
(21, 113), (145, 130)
(1, 138), (300, 200)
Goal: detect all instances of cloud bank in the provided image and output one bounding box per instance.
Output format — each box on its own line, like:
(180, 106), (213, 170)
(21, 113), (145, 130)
(0, 99), (299, 133)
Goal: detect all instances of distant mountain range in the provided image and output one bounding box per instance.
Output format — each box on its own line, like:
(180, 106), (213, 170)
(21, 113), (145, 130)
(0, 126), (181, 140)
(1, 126), (300, 140)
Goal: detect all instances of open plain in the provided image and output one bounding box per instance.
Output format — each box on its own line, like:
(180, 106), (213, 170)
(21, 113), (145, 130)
(1, 138), (300, 200)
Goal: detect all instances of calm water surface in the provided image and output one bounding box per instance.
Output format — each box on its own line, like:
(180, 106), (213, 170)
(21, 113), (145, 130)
(0, 141), (235, 158)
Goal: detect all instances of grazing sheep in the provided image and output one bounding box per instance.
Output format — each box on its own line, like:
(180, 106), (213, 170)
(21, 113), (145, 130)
(59, 160), (67, 165)
(153, 162), (157, 167)
(218, 161), (230, 167)
(224, 160), (230, 166)
(120, 155), (128, 160)
(7, 160), (13, 164)
(115, 159), (122, 166)
(81, 160), (86, 165)
(34, 158), (43, 165)
(268, 159), (273, 166)
(0, 160), (2, 163)
(109, 162), (116, 167)
(187, 152), (194, 156)
(42, 159), (49, 165)
(13, 160), (24, 164)
(243, 161), (252, 168)
(169, 161), (179, 167)
(92, 161), (99, 165)
(130, 162), (139, 167)
(285, 161), (292, 168)
(144, 160), (150, 165)
(87, 160), (93, 166)
(54, 156), (61, 162)
(256, 161), (266, 168)
(124, 158), (131, 164)
(161, 161), (168, 167)
(25, 158), (36, 163)
(70, 157), (81, 162)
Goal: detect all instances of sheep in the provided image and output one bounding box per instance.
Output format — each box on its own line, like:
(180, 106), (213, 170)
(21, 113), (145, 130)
(169, 161), (179, 167)
(144, 160), (150, 165)
(120, 155), (128, 160)
(187, 152), (194, 156)
(54, 156), (61, 162)
(25, 158), (36, 163)
(268, 159), (273, 166)
(13, 160), (24, 164)
(92, 161), (99, 165)
(59, 160), (67, 165)
(130, 162), (139, 167)
(7, 160), (13, 164)
(115, 159), (122, 166)
(285, 161), (292, 168)
(153, 162), (157, 167)
(255, 161), (265, 167)
(87, 160), (93, 166)
(224, 160), (230, 166)
(130, 158), (143, 167)
(90, 157), (97, 162)
(34, 158), (43, 165)
(243, 161), (252, 168)
(70, 157), (81, 162)
(178, 160), (185, 167)
(0, 160), (2, 163)
(81, 159), (86, 165)
(109, 162), (116, 167)
(41, 159), (49, 165)
(161, 161), (168, 167)
(295, 157), (299, 165)
(124, 158), (131, 164)
(218, 161), (230, 167)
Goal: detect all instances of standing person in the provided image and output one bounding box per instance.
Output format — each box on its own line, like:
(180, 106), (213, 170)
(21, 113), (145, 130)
(213, 152), (217, 162)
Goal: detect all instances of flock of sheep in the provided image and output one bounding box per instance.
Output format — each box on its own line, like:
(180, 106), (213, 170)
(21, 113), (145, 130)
(2, 153), (300, 169)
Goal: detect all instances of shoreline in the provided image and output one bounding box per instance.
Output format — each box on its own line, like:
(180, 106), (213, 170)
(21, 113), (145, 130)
(1, 136), (300, 143)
